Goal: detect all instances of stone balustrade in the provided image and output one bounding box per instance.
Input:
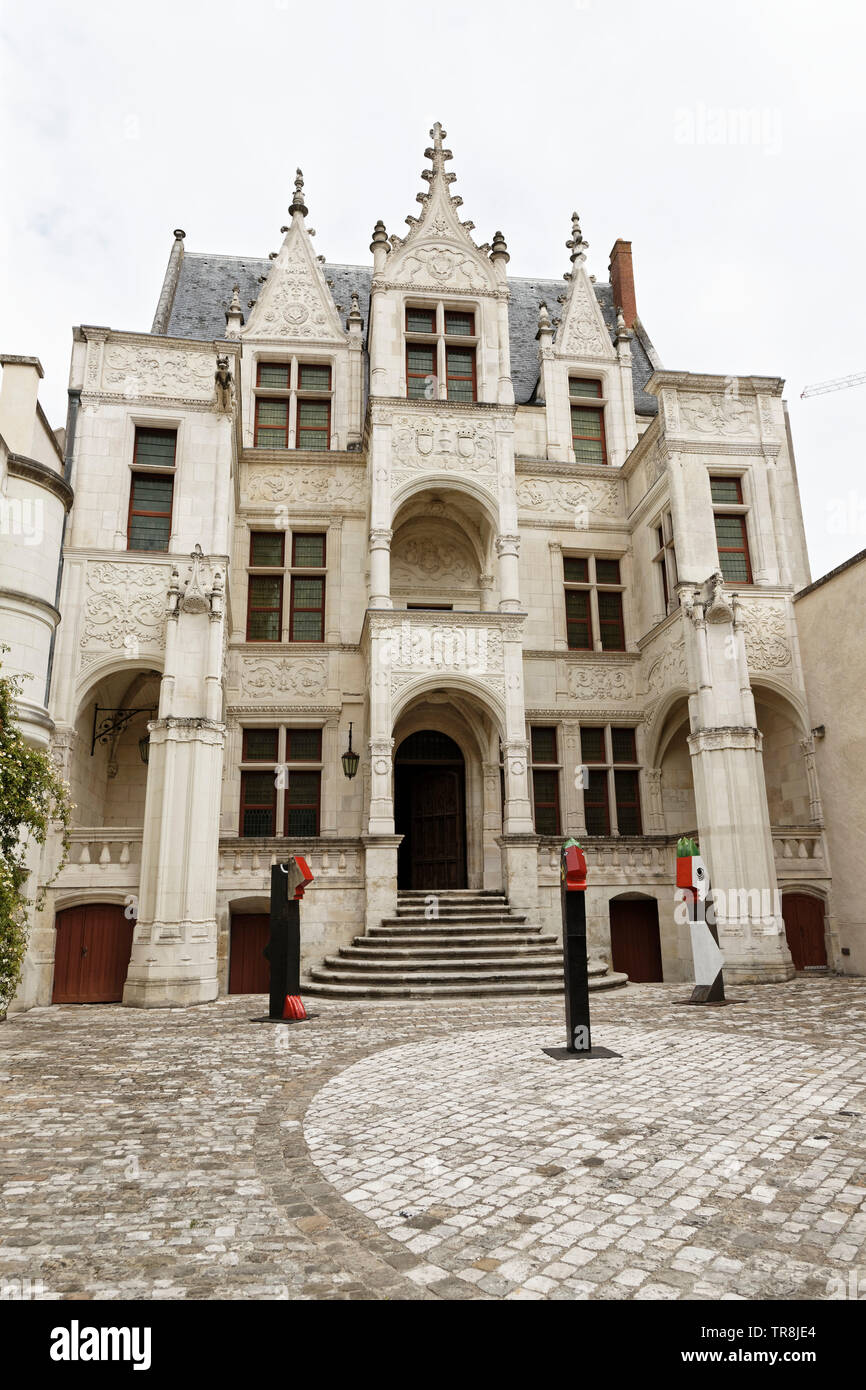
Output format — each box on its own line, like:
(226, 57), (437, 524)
(217, 838), (364, 889)
(54, 828), (142, 885)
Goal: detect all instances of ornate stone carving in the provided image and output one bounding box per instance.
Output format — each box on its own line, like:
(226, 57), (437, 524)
(101, 346), (214, 399)
(567, 665), (634, 701)
(401, 243), (488, 290)
(679, 392), (757, 436)
(558, 275), (612, 358)
(645, 640), (687, 695)
(516, 475), (619, 517)
(737, 603), (791, 670)
(239, 658), (327, 699)
(245, 466), (364, 506)
(391, 536), (475, 586)
(378, 619), (504, 674)
(392, 414), (496, 474)
(81, 563), (168, 651)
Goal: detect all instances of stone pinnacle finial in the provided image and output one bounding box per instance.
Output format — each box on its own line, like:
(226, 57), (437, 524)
(566, 211), (589, 266)
(290, 168), (308, 219)
(422, 121), (455, 185)
(490, 229), (509, 263)
(538, 302), (552, 331)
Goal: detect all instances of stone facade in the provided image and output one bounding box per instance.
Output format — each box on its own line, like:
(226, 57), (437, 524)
(9, 125), (844, 1009)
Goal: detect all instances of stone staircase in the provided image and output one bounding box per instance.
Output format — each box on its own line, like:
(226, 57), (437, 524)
(303, 889), (629, 1000)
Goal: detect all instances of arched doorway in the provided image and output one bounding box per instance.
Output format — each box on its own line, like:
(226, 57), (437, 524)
(609, 897), (663, 982)
(52, 904), (134, 1003)
(395, 730), (467, 889)
(782, 892), (827, 970)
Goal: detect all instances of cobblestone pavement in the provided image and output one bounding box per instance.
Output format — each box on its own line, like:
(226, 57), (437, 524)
(1, 978), (865, 1300)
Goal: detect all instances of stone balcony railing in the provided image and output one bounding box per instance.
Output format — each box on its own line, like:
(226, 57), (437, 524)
(772, 828), (828, 878)
(538, 836), (675, 888)
(53, 827), (143, 887)
(217, 838), (364, 890)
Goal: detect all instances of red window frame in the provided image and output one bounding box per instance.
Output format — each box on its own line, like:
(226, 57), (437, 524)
(611, 727), (638, 763)
(532, 769), (561, 836)
(242, 728), (279, 762)
(406, 307), (435, 333)
(565, 587), (592, 650)
(289, 575), (325, 642)
(298, 363), (332, 392)
(530, 727), (558, 764)
(570, 380), (607, 465)
(239, 769), (276, 837)
(710, 476), (744, 505)
(584, 769), (611, 835)
(445, 344), (476, 402)
(580, 728), (606, 764)
(291, 532), (326, 568)
(256, 362), (291, 390)
(406, 342), (435, 399)
(444, 310), (475, 336)
(249, 531), (285, 568)
(614, 769), (642, 835)
(285, 728), (323, 762)
(597, 589), (626, 651)
(283, 770), (321, 837)
(296, 397), (331, 451)
(714, 513), (753, 584)
(127, 470), (174, 552)
(133, 426), (177, 468)
(246, 575), (283, 642)
(254, 394), (289, 448)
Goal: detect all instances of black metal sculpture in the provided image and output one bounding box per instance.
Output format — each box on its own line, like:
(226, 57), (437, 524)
(264, 857), (314, 1020)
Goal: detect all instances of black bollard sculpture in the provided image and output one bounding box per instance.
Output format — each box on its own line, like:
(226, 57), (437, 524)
(265, 856), (314, 1021)
(543, 837), (621, 1061)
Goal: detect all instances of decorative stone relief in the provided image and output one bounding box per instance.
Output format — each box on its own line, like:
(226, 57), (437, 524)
(645, 640), (688, 695)
(101, 346), (214, 399)
(391, 536), (476, 587)
(377, 619), (504, 674)
(679, 393), (758, 436)
(737, 604), (791, 670)
(239, 658), (327, 699)
(567, 666), (634, 701)
(256, 252), (338, 339)
(401, 243), (488, 290)
(516, 475), (620, 517)
(558, 275), (611, 358)
(392, 415), (496, 475)
(80, 563), (168, 651)
(245, 466), (365, 506)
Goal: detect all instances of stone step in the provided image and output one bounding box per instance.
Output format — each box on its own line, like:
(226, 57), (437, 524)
(369, 927), (548, 943)
(385, 912), (529, 925)
(303, 971), (629, 1000)
(397, 889), (506, 898)
(322, 953), (563, 974)
(344, 942), (563, 960)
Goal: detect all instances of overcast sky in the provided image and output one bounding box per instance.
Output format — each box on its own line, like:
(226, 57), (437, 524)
(2, 0), (864, 580)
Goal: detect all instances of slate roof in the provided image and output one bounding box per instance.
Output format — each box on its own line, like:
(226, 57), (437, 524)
(164, 251), (659, 415)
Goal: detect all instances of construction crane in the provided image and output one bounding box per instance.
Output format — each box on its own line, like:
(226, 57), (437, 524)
(800, 370), (866, 399)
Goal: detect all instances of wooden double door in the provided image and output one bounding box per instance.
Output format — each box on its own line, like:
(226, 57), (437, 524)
(52, 904), (134, 1003)
(782, 893), (827, 970)
(609, 898), (664, 982)
(395, 732), (467, 890)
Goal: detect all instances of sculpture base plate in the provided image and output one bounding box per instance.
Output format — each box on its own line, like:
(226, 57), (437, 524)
(672, 999), (745, 1008)
(542, 1046), (622, 1061)
(250, 1014), (318, 1024)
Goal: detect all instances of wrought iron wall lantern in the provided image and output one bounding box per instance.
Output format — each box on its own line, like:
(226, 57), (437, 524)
(90, 705), (155, 763)
(341, 722), (360, 780)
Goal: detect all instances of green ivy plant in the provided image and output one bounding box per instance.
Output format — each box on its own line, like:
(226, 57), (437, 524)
(0, 651), (72, 1015)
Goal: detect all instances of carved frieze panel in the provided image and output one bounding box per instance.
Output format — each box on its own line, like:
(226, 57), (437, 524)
(399, 243), (489, 291)
(376, 620), (505, 675)
(239, 658), (328, 699)
(391, 414), (496, 480)
(567, 665), (634, 701)
(557, 274), (612, 358)
(244, 464), (365, 507)
(391, 534), (477, 588)
(516, 475), (620, 518)
(100, 346), (214, 400)
(645, 639), (688, 695)
(678, 392), (758, 437)
(737, 604), (791, 671)
(80, 562), (168, 653)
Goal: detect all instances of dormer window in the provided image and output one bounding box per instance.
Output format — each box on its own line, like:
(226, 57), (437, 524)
(405, 304), (478, 403)
(569, 378), (607, 465)
(254, 359), (332, 450)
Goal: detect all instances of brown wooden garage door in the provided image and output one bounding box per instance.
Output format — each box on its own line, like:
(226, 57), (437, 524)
(229, 914), (271, 994)
(52, 904), (134, 1003)
(609, 898), (663, 982)
(782, 893), (827, 970)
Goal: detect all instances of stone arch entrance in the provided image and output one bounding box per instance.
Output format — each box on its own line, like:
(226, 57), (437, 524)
(395, 730), (467, 889)
(609, 894), (663, 982)
(781, 891), (828, 970)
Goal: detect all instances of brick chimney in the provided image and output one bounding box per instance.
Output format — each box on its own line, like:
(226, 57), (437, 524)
(608, 240), (637, 330)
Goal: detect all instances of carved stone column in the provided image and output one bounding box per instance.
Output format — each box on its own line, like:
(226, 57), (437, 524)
(561, 720), (587, 836)
(369, 527), (393, 610)
(644, 767), (665, 834)
(496, 533), (521, 613)
(124, 549), (226, 1007)
(482, 759), (504, 889)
